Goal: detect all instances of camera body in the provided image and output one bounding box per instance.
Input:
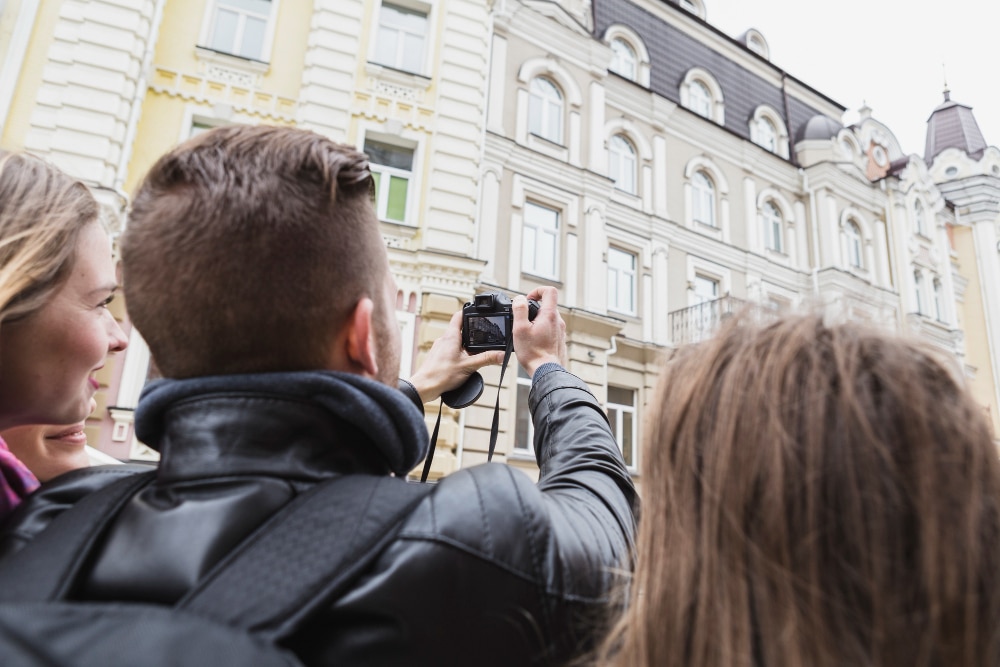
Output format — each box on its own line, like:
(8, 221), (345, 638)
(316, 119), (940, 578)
(461, 292), (539, 354)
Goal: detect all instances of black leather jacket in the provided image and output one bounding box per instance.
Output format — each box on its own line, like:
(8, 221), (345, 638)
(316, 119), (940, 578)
(0, 366), (637, 666)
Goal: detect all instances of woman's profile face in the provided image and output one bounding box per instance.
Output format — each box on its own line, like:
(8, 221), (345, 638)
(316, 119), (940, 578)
(0, 221), (128, 429)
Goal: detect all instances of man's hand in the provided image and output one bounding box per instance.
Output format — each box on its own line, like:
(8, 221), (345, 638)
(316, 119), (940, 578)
(513, 286), (567, 377)
(408, 311), (504, 404)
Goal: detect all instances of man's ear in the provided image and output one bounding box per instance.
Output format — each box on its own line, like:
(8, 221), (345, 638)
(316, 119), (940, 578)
(343, 297), (379, 377)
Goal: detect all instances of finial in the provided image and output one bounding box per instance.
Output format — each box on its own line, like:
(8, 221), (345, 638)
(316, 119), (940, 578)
(943, 63), (950, 101)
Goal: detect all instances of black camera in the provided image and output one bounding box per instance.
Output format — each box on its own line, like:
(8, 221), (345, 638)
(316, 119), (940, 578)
(461, 292), (539, 354)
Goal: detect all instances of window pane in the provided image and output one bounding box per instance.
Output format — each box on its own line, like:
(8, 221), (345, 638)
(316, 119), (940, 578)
(538, 230), (556, 276)
(402, 33), (424, 69)
(239, 16), (267, 59)
(370, 170), (381, 198)
(386, 176), (409, 221)
(607, 386), (633, 405)
(622, 410), (633, 467)
(209, 8), (239, 52)
(364, 139), (413, 170)
(222, 0), (271, 13)
(693, 275), (718, 303)
(374, 25), (398, 66)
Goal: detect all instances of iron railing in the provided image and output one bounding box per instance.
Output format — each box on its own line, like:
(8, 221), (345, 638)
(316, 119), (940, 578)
(667, 295), (749, 345)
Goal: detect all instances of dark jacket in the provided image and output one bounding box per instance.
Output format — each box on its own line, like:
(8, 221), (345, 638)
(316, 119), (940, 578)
(0, 365), (637, 666)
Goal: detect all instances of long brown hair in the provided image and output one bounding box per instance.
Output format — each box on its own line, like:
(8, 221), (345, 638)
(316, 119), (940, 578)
(0, 151), (99, 324)
(597, 312), (1000, 667)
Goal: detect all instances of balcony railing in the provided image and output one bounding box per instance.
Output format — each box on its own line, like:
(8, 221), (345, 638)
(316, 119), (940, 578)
(668, 295), (749, 345)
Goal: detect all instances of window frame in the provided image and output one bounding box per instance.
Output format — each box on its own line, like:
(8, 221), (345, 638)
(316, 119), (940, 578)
(371, 1), (430, 75)
(914, 270), (926, 315)
(521, 201), (561, 281)
(606, 386), (637, 470)
(933, 277), (945, 322)
(608, 134), (637, 195)
(688, 79), (711, 118)
(513, 365), (534, 454)
(608, 37), (637, 81)
(199, 0), (280, 63)
(681, 68), (724, 124)
(528, 77), (564, 145)
(914, 199), (929, 237)
(691, 170), (716, 227)
(607, 246), (638, 316)
(363, 133), (418, 227)
(845, 219), (864, 268)
(761, 200), (783, 253)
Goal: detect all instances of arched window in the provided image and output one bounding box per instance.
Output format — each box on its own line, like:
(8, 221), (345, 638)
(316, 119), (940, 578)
(914, 271), (926, 314)
(914, 200), (927, 236)
(845, 220), (863, 268)
(609, 134), (637, 194)
(528, 77), (563, 144)
(609, 38), (637, 81)
(692, 171), (715, 227)
(761, 201), (783, 253)
(688, 80), (711, 118)
(755, 116), (777, 152)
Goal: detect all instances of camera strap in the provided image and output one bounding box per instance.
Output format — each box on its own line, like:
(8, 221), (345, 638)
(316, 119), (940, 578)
(419, 336), (514, 483)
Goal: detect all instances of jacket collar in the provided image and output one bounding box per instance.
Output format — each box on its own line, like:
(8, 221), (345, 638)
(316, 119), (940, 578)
(135, 371), (429, 478)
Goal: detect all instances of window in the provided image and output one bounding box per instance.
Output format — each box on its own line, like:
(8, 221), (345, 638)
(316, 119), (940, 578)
(609, 134), (637, 194)
(914, 200), (928, 236)
(914, 271), (926, 314)
(373, 2), (428, 73)
(933, 278), (945, 321)
(691, 171), (715, 227)
(365, 138), (414, 225)
(522, 202), (559, 279)
(514, 366), (533, 453)
(688, 79), (711, 118)
(609, 38), (637, 80)
(528, 77), (563, 144)
(607, 386), (636, 468)
(755, 116), (777, 152)
(205, 0), (272, 60)
(761, 201), (783, 253)
(845, 220), (863, 268)
(692, 274), (719, 304)
(607, 247), (637, 315)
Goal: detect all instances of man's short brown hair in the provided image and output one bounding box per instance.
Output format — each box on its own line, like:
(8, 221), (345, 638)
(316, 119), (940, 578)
(122, 125), (385, 378)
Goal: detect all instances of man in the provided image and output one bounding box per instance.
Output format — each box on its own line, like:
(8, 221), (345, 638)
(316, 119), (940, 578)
(1, 126), (636, 665)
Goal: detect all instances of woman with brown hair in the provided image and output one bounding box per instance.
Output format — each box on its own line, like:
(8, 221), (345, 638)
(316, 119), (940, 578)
(0, 151), (128, 517)
(597, 313), (1000, 667)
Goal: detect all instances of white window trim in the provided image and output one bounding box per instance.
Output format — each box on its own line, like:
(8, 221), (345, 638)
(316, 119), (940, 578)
(839, 208), (874, 273)
(608, 134), (637, 195)
(680, 67), (724, 124)
(606, 386), (637, 471)
(678, 0), (706, 19)
(607, 246), (638, 316)
(750, 105), (789, 158)
(198, 0), (282, 63)
(685, 256), (731, 307)
(368, 0), (434, 77)
(359, 126), (422, 229)
(509, 176), (579, 288)
(603, 24), (651, 87)
(512, 365), (534, 455)
(912, 198), (930, 238)
(528, 77), (564, 145)
(913, 269), (926, 315)
(521, 201), (561, 281)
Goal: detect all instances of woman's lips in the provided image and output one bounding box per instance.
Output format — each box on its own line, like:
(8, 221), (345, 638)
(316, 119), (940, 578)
(88, 377), (100, 390)
(45, 425), (87, 446)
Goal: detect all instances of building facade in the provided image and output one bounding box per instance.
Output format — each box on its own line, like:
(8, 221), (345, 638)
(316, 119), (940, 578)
(1, 0), (997, 479)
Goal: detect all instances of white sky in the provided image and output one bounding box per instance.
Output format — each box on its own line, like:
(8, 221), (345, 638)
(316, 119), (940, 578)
(702, 0), (998, 158)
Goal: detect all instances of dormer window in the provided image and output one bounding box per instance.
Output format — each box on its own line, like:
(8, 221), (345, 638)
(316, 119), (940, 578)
(609, 38), (637, 81)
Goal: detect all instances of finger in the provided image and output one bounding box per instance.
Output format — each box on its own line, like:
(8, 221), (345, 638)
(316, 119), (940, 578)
(511, 294), (529, 326)
(465, 349), (504, 370)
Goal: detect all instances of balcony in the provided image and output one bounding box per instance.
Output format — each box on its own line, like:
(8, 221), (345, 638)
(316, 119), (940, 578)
(668, 295), (749, 345)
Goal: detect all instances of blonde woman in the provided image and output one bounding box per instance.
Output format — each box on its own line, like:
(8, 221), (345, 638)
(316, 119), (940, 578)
(597, 313), (1000, 667)
(0, 151), (128, 516)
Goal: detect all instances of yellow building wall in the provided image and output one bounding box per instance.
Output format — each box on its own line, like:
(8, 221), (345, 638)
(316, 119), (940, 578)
(0, 0), (60, 150)
(123, 0), (311, 193)
(953, 225), (1000, 438)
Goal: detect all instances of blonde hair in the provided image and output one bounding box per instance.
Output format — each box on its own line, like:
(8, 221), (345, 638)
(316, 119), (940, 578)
(0, 151), (99, 324)
(597, 312), (1000, 667)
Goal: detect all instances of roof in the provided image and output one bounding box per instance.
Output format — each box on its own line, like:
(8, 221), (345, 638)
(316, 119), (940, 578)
(795, 114), (842, 142)
(924, 90), (987, 162)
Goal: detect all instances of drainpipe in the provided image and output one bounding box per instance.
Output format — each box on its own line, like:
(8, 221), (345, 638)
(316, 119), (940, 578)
(113, 0), (168, 209)
(800, 168), (821, 295)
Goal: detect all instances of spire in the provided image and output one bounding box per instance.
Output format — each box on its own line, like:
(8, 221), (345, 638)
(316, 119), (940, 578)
(942, 63), (950, 102)
(924, 87), (987, 163)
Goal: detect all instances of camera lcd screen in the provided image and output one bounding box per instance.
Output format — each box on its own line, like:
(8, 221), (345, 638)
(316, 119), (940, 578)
(466, 315), (508, 347)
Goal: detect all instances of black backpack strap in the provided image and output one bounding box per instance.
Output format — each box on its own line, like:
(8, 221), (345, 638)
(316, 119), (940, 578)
(178, 474), (430, 640)
(0, 467), (156, 602)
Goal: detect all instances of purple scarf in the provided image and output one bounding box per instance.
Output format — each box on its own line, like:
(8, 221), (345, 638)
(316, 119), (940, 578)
(0, 436), (39, 520)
